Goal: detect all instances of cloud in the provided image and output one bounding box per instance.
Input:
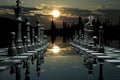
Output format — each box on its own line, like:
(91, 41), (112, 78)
(109, 1), (120, 5)
(0, 5), (120, 27)
(0, 6), (14, 15)
(94, 5), (107, 10)
(60, 7), (91, 16)
(103, 1), (120, 9)
(0, 5), (90, 19)
(96, 9), (120, 16)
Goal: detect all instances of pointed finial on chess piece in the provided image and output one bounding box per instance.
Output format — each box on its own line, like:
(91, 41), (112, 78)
(88, 15), (93, 24)
(88, 15), (94, 28)
(14, 0), (22, 18)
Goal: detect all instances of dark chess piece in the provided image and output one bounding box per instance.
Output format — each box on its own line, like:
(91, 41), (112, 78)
(14, 0), (24, 54)
(23, 36), (27, 52)
(92, 36), (97, 51)
(8, 32), (17, 56)
(36, 20), (41, 46)
(31, 27), (35, 50)
(34, 36), (38, 49)
(98, 26), (104, 53)
(25, 17), (32, 51)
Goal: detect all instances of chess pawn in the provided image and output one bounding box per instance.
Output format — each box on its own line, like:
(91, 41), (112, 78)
(92, 36), (97, 51)
(23, 36), (27, 52)
(8, 32), (17, 56)
(34, 36), (38, 49)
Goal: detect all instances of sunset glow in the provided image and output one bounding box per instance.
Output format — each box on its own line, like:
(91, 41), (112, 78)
(52, 10), (60, 18)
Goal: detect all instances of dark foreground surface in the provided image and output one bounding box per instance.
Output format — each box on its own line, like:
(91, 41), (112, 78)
(0, 43), (120, 80)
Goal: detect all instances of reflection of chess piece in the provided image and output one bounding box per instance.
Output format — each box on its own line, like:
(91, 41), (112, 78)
(36, 65), (41, 77)
(40, 52), (44, 64)
(31, 55), (34, 64)
(84, 54), (89, 70)
(25, 59), (30, 76)
(37, 55), (41, 65)
(23, 59), (27, 69)
(88, 57), (93, 79)
(98, 64), (104, 80)
(15, 64), (21, 80)
(93, 58), (97, 66)
(41, 56), (44, 63)
(10, 66), (15, 75)
(25, 61), (30, 80)
(25, 71), (30, 80)
(83, 55), (87, 66)
(88, 63), (93, 79)
(88, 69), (93, 79)
(36, 57), (41, 77)
(24, 59), (30, 80)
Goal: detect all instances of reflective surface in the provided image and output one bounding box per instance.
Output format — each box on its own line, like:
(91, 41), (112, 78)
(0, 43), (120, 80)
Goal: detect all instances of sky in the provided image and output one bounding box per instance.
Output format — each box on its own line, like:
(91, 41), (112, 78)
(0, 0), (120, 29)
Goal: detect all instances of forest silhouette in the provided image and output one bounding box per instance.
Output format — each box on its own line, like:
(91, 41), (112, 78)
(0, 16), (120, 48)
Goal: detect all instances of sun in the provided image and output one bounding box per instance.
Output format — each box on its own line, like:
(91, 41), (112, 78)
(52, 10), (60, 18)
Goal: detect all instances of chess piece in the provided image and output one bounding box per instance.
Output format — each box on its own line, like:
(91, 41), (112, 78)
(8, 32), (17, 56)
(25, 17), (31, 51)
(98, 26), (104, 53)
(14, 0), (24, 54)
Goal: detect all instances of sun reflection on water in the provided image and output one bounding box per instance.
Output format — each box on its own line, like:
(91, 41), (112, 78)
(52, 45), (60, 53)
